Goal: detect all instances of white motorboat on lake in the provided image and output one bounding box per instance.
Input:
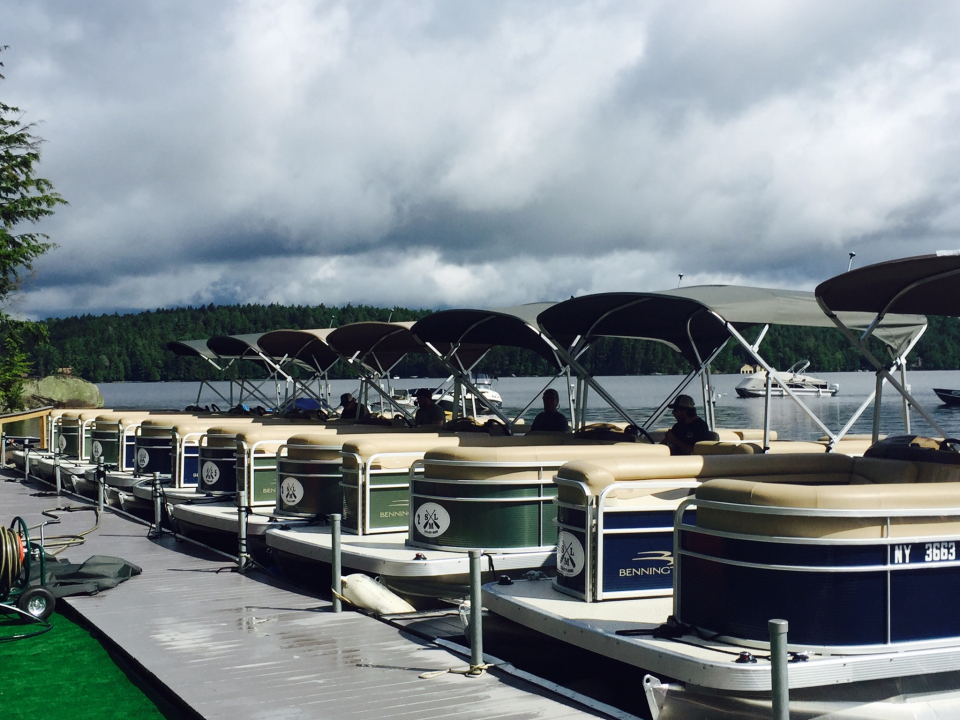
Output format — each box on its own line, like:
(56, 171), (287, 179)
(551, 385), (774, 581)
(736, 359), (839, 398)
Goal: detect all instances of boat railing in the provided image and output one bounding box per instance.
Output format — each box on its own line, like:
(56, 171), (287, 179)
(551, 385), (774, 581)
(553, 475), (698, 601)
(673, 495), (960, 653)
(340, 450), (424, 535)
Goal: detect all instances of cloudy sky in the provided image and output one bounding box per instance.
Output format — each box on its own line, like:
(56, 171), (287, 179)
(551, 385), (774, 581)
(4, 1), (960, 319)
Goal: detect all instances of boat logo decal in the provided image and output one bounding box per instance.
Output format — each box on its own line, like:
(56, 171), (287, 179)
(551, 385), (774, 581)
(415, 502), (450, 538)
(92, 440), (103, 458)
(280, 477), (305, 506)
(557, 531), (584, 577)
(201, 461), (220, 485)
(137, 448), (150, 468)
(618, 550), (674, 578)
(58, 435), (67, 451)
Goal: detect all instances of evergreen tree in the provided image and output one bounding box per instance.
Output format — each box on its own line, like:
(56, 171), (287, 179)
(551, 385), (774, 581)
(0, 47), (66, 409)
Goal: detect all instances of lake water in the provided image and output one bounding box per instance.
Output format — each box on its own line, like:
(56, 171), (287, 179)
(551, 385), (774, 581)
(98, 370), (960, 441)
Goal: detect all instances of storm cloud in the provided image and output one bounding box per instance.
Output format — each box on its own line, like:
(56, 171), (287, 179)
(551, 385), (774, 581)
(4, 1), (960, 318)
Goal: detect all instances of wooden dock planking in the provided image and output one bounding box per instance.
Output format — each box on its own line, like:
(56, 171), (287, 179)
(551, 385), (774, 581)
(1, 474), (608, 720)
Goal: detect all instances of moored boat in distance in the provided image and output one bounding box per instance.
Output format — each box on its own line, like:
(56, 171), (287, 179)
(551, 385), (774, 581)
(735, 359), (839, 398)
(934, 387), (960, 406)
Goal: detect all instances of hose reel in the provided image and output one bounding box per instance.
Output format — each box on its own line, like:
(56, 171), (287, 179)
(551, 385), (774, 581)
(0, 517), (56, 622)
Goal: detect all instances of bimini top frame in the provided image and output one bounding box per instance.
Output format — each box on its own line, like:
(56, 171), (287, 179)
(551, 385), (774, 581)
(411, 303), (568, 429)
(817, 251), (960, 442)
(326, 321), (472, 422)
(204, 332), (295, 410)
(258, 328), (340, 407)
(167, 338), (236, 408)
(537, 287), (926, 447)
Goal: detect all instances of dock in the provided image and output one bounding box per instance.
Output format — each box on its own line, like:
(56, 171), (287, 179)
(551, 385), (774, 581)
(1, 470), (621, 720)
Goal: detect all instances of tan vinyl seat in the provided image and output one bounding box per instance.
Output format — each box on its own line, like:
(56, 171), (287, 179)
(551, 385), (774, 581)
(556, 452), (857, 503)
(697, 474), (960, 539)
(424, 442), (671, 482)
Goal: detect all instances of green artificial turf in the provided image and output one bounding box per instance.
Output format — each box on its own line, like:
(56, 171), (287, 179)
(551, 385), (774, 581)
(0, 610), (167, 719)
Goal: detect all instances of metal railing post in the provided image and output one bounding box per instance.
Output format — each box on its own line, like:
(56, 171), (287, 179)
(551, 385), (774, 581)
(237, 489), (249, 572)
(769, 619), (789, 720)
(469, 549), (483, 673)
(23, 445), (30, 483)
(97, 457), (106, 512)
(150, 471), (162, 537)
(331, 513), (342, 613)
(54, 449), (62, 495)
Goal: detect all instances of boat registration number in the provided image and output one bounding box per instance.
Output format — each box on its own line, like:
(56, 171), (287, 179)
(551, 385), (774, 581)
(891, 542), (957, 564)
(924, 542), (956, 562)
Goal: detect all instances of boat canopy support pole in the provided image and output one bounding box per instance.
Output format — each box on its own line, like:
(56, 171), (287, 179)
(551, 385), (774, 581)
(723, 320), (836, 442)
(818, 302), (945, 440)
(763, 372), (773, 451)
(420, 343), (517, 427)
(901, 364), (912, 434)
(872, 372), (884, 444)
(345, 354), (417, 422)
(829, 329), (926, 447)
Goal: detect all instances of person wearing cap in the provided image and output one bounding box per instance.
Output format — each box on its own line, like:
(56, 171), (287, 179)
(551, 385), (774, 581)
(414, 388), (446, 427)
(339, 393), (370, 422)
(530, 388), (569, 433)
(662, 394), (710, 455)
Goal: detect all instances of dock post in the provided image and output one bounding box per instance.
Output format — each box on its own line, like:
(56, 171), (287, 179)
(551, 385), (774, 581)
(331, 513), (342, 613)
(97, 457), (106, 512)
(769, 619), (789, 720)
(237, 490), (249, 573)
(54, 449), (62, 496)
(468, 549), (483, 673)
(150, 472), (162, 537)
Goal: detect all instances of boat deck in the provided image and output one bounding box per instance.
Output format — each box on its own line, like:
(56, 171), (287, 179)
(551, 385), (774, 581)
(1, 470), (614, 720)
(484, 576), (960, 693)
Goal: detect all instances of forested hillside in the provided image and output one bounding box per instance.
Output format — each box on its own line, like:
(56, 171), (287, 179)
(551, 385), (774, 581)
(25, 304), (960, 383)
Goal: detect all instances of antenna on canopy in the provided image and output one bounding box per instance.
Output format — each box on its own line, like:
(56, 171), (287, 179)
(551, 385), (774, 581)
(847, 252), (856, 272)
(677, 274), (684, 288)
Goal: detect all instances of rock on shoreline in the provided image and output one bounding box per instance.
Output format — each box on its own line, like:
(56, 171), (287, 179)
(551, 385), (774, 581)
(21, 375), (104, 409)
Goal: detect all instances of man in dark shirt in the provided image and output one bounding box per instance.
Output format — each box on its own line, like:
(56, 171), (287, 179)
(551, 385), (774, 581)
(414, 388), (446, 427)
(339, 393), (370, 422)
(530, 388), (569, 433)
(662, 394), (710, 455)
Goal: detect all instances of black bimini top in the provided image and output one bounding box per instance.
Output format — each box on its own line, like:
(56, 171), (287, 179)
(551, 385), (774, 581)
(411, 303), (563, 370)
(258, 328), (340, 374)
(816, 251), (960, 318)
(326, 322), (431, 375)
(166, 339), (219, 361)
(205, 333), (268, 360)
(538, 292), (739, 367)
(538, 286), (926, 367)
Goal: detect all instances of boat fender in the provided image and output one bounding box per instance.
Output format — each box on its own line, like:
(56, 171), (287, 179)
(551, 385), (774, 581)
(340, 574), (415, 615)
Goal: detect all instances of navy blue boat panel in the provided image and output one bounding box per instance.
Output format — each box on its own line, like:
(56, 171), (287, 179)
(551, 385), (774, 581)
(679, 555), (887, 645)
(681, 530), (885, 568)
(556, 506), (586, 529)
(601, 531), (674, 592)
(891, 565), (960, 642)
(603, 509), (694, 530)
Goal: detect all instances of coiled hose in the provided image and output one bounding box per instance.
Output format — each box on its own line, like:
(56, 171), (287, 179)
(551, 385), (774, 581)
(0, 524), (26, 595)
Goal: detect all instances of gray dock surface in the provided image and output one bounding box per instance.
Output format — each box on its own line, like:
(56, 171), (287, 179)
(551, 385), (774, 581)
(1, 472), (607, 719)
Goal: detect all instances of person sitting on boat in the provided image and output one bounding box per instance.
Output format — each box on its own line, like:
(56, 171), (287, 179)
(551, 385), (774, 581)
(530, 388), (569, 433)
(662, 394), (710, 455)
(339, 393), (370, 422)
(413, 388), (446, 427)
